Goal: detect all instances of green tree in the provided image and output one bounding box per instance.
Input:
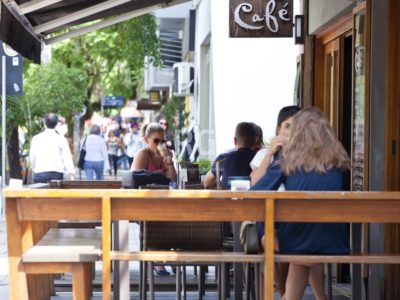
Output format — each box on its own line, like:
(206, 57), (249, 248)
(52, 14), (160, 119)
(3, 63), (87, 180)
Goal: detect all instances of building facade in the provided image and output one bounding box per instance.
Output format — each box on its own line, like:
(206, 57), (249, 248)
(301, 0), (400, 298)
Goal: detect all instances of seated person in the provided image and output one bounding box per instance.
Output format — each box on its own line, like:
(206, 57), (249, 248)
(131, 123), (177, 276)
(250, 105), (300, 185)
(204, 122), (257, 189)
(252, 107), (350, 300)
(251, 123), (265, 152)
(131, 123), (176, 182)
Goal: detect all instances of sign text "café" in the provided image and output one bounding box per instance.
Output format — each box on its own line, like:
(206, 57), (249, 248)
(230, 0), (293, 38)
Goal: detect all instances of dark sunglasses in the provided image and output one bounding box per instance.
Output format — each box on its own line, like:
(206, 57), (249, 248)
(159, 122), (167, 125)
(153, 138), (166, 144)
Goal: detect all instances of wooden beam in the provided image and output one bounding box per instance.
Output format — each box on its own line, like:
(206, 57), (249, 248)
(18, 0), (62, 15)
(34, 0), (134, 34)
(44, 0), (189, 44)
(102, 196), (111, 300)
(5, 189), (400, 199)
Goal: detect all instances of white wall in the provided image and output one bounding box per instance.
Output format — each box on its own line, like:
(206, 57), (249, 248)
(210, 0), (299, 154)
(195, 0), (216, 159)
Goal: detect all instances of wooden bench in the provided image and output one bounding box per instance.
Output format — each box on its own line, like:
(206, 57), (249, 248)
(22, 228), (101, 300)
(275, 254), (400, 264)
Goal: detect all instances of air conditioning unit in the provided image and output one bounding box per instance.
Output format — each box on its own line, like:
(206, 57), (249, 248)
(144, 56), (174, 92)
(172, 62), (194, 97)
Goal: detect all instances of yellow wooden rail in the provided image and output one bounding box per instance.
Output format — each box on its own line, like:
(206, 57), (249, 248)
(5, 189), (400, 300)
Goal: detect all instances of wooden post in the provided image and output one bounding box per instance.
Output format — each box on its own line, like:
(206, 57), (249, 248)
(264, 198), (275, 299)
(102, 196), (111, 300)
(6, 198), (29, 299)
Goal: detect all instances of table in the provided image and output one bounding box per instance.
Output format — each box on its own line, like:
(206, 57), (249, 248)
(6, 189), (400, 300)
(5, 189), (266, 299)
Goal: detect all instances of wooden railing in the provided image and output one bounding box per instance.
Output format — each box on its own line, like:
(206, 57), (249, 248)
(4, 189), (400, 300)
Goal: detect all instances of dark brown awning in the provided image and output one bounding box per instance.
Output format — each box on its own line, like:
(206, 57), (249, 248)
(0, 0), (189, 63)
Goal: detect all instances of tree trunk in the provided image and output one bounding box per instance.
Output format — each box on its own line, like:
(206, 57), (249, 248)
(8, 126), (22, 180)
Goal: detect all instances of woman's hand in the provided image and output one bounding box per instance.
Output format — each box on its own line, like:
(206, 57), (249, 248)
(163, 154), (174, 165)
(267, 135), (288, 156)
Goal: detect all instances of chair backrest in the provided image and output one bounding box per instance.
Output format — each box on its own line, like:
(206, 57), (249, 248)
(144, 221), (223, 251)
(140, 182), (222, 251)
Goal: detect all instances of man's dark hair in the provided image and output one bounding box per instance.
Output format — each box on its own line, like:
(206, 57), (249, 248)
(252, 123), (264, 147)
(44, 113), (58, 129)
(235, 122), (257, 147)
(276, 106), (301, 130)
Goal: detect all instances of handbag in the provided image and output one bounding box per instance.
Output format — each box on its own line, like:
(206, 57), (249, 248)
(121, 170), (171, 189)
(240, 221), (261, 254)
(77, 138), (87, 169)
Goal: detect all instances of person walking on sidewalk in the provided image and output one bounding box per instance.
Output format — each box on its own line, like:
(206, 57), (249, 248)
(124, 123), (144, 167)
(30, 113), (75, 183)
(83, 125), (110, 180)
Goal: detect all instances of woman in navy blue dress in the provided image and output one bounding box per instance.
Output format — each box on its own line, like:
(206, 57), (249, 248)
(252, 107), (350, 300)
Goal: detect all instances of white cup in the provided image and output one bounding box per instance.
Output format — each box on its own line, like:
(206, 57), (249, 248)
(9, 178), (23, 189)
(230, 179), (250, 191)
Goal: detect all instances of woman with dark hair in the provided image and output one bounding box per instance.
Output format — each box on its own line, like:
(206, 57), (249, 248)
(158, 117), (175, 151)
(250, 105), (301, 185)
(106, 129), (121, 177)
(252, 107), (350, 300)
(82, 125), (110, 180)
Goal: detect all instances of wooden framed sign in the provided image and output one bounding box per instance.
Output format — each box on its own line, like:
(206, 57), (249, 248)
(230, 0), (293, 38)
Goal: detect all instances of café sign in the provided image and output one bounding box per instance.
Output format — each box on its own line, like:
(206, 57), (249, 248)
(230, 0), (293, 38)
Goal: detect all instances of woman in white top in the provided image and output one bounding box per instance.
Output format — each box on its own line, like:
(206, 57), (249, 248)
(250, 106), (301, 185)
(82, 125), (110, 180)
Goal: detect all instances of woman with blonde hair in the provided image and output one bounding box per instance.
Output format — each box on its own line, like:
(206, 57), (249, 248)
(131, 123), (176, 181)
(252, 107), (350, 300)
(131, 123), (177, 275)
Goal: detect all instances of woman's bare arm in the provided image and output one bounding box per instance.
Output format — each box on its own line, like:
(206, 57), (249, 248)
(131, 149), (149, 171)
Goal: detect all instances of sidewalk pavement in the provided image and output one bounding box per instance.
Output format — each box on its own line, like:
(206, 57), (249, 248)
(0, 217), (9, 299)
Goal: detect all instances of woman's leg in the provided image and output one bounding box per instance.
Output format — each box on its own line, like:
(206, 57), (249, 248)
(127, 156), (134, 168)
(284, 263), (309, 300)
(84, 161), (94, 180)
(309, 264), (327, 300)
(112, 155), (118, 176)
(277, 262), (289, 297)
(94, 161), (104, 180)
(108, 154), (113, 175)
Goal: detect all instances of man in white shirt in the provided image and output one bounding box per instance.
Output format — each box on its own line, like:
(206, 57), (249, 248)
(30, 113), (75, 183)
(123, 123), (144, 167)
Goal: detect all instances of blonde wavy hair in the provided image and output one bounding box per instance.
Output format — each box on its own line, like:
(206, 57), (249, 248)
(281, 107), (350, 175)
(141, 123), (164, 138)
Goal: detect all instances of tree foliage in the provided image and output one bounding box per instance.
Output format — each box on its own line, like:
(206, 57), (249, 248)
(22, 63), (87, 137)
(52, 14), (160, 106)
(1, 63), (87, 180)
(3, 14), (160, 180)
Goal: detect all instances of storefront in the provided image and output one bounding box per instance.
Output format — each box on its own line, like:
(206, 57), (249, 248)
(302, 0), (400, 298)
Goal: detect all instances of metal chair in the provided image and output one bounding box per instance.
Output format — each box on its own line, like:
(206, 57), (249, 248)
(139, 184), (226, 300)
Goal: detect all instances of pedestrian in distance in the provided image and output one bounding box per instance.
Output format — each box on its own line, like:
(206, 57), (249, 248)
(30, 113), (75, 183)
(82, 125), (110, 180)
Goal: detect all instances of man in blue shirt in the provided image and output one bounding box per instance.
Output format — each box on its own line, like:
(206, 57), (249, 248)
(204, 122), (257, 189)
